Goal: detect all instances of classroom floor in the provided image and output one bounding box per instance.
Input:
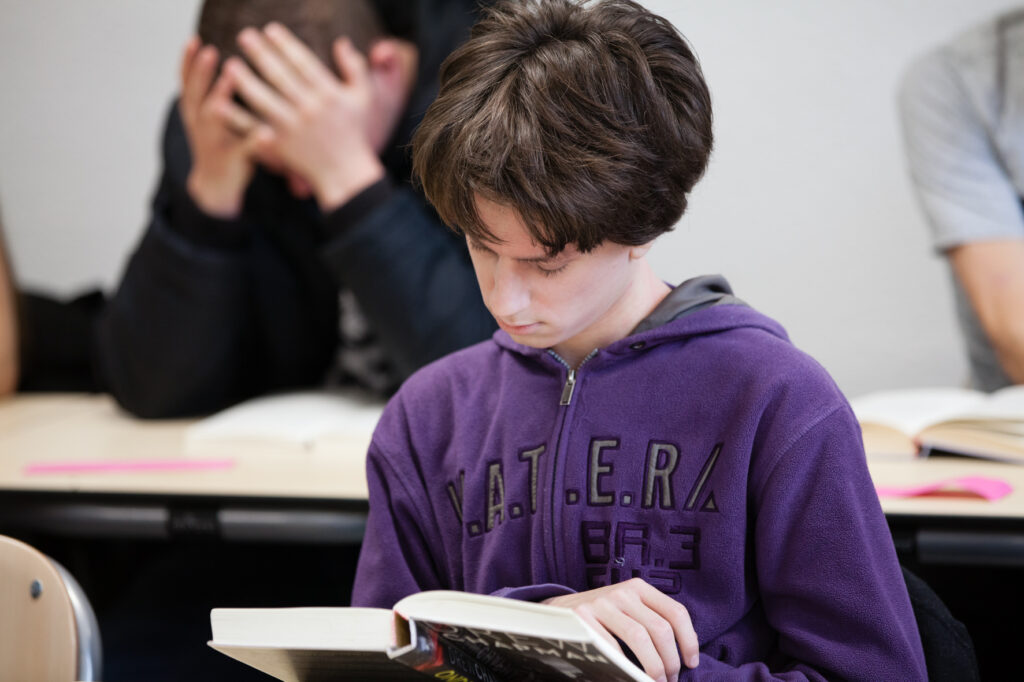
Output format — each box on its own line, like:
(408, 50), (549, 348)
(12, 533), (1023, 681)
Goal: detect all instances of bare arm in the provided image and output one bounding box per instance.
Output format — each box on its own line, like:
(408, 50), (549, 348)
(949, 239), (1024, 383)
(0, 224), (18, 395)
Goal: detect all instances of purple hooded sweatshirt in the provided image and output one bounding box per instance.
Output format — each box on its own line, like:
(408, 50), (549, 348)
(353, 276), (926, 681)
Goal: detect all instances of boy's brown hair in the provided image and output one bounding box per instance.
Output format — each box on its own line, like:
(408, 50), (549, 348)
(197, 0), (385, 68)
(412, 0), (714, 254)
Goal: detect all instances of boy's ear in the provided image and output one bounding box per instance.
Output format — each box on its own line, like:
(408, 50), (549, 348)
(629, 242), (655, 260)
(362, 37), (418, 120)
(366, 38), (414, 83)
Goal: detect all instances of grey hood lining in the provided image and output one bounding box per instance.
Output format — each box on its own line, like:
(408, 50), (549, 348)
(630, 275), (745, 336)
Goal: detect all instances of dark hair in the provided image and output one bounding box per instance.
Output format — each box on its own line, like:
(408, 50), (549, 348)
(197, 0), (385, 68)
(412, 0), (713, 254)
(368, 0), (419, 43)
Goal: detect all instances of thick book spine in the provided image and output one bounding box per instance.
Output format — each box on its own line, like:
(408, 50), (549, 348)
(389, 619), (494, 682)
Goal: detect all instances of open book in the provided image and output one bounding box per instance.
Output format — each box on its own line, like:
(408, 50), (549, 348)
(850, 386), (1024, 463)
(184, 390), (384, 459)
(209, 590), (654, 682)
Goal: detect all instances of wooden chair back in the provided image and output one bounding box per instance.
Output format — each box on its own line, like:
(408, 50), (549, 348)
(0, 535), (100, 681)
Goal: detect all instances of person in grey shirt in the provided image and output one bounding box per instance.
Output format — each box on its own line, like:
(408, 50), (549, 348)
(900, 9), (1024, 391)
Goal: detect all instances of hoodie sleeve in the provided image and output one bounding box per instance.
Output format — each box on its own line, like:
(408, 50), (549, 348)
(683, 404), (926, 681)
(352, 437), (450, 608)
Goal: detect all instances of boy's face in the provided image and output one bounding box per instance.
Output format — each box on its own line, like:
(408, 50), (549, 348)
(468, 195), (643, 365)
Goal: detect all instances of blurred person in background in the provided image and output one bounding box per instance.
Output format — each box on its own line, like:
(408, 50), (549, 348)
(901, 9), (1024, 392)
(97, 0), (495, 418)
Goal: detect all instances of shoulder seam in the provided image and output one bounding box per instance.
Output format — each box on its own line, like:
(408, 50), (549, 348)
(751, 401), (851, 503)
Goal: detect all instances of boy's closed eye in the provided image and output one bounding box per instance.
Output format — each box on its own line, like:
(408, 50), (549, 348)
(466, 239), (570, 276)
(536, 261), (569, 277)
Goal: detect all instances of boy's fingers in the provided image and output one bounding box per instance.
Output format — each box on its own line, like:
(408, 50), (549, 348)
(182, 44), (218, 119)
(618, 600), (682, 681)
(574, 610), (627, 658)
(180, 36), (200, 91)
(225, 57), (292, 127)
(208, 72), (258, 135)
(264, 22), (335, 89)
(243, 124), (276, 156)
(588, 604), (670, 682)
(218, 102), (258, 137)
(641, 585), (700, 668)
(237, 27), (309, 103)
(332, 37), (370, 88)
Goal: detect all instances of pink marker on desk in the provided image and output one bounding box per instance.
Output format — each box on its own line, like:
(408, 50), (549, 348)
(876, 475), (1012, 501)
(24, 458), (235, 475)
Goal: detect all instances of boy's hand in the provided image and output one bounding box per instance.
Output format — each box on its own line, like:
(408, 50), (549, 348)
(231, 22), (386, 212)
(179, 37), (260, 219)
(543, 578), (700, 682)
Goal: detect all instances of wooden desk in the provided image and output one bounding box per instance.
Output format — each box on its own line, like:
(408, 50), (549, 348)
(869, 457), (1024, 566)
(4, 394), (1024, 564)
(0, 394), (373, 544)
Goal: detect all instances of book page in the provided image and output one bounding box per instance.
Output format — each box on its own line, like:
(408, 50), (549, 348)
(943, 384), (1024, 422)
(849, 387), (985, 435)
(209, 646), (419, 681)
(210, 608), (419, 681)
(393, 591), (653, 681)
(210, 607), (392, 650)
(395, 590), (589, 640)
(185, 390), (384, 458)
(919, 426), (1024, 463)
(393, 617), (653, 682)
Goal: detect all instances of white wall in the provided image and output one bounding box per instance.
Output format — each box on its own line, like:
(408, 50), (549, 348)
(0, 0), (1019, 398)
(0, 0), (203, 291)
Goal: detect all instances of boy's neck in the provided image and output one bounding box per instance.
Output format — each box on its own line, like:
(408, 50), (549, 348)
(552, 260), (670, 367)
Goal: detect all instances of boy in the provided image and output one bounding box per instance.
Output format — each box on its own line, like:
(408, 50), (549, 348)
(96, 0), (495, 418)
(353, 0), (927, 679)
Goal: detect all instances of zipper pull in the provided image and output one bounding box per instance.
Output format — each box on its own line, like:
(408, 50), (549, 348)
(560, 369), (577, 406)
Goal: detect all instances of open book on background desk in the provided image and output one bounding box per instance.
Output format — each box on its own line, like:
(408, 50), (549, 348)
(209, 590), (653, 682)
(184, 390), (385, 459)
(850, 386), (1024, 463)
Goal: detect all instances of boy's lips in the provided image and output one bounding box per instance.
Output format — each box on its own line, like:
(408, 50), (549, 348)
(497, 319), (539, 334)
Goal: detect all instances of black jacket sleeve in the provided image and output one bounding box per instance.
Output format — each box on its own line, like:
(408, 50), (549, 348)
(98, 104), (495, 418)
(97, 105), (341, 417)
(320, 180), (496, 382)
(95, 107), (256, 418)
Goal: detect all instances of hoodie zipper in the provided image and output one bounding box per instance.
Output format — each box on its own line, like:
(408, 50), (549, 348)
(560, 371), (577, 406)
(543, 349), (597, 583)
(549, 349), (597, 407)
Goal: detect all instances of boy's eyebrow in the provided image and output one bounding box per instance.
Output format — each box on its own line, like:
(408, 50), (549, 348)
(467, 238), (564, 263)
(518, 254), (562, 264)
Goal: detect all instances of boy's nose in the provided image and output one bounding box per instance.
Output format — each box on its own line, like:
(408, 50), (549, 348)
(488, 261), (530, 319)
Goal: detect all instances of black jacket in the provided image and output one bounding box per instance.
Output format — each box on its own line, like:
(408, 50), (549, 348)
(97, 1), (494, 418)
